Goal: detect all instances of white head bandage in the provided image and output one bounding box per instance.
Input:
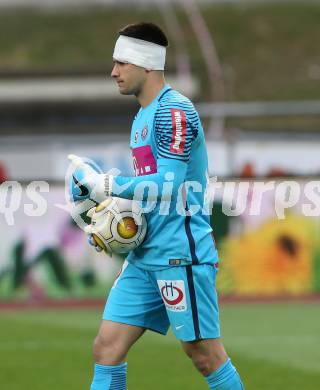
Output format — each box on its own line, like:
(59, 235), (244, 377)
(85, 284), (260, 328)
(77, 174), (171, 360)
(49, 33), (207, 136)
(113, 35), (166, 70)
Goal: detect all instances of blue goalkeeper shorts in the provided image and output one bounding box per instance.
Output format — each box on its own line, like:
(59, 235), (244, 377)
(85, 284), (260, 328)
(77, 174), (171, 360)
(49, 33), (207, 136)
(103, 261), (220, 341)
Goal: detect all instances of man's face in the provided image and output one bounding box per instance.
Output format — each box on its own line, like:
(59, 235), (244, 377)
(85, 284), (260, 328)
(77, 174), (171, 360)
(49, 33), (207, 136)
(111, 61), (147, 96)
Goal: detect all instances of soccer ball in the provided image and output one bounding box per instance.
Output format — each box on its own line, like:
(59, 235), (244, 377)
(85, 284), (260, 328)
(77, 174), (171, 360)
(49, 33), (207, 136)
(85, 197), (147, 254)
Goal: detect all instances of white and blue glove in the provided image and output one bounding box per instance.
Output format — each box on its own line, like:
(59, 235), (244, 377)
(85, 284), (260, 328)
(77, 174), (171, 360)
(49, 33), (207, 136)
(68, 154), (113, 253)
(85, 206), (104, 253)
(68, 154), (113, 203)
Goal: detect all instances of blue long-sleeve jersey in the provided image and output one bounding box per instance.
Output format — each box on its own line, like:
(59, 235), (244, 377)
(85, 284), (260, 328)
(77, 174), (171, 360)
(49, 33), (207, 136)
(112, 84), (218, 270)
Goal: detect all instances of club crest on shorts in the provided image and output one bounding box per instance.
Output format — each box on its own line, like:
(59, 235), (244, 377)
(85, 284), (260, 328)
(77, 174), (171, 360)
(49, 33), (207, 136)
(157, 280), (187, 312)
(141, 125), (148, 140)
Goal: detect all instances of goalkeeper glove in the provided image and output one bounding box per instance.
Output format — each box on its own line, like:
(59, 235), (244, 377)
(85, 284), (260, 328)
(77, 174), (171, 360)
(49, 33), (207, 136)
(68, 154), (113, 203)
(85, 207), (107, 254)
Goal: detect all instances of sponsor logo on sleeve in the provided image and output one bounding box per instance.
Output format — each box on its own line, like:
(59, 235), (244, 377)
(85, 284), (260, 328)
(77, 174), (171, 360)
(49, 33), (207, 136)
(157, 280), (187, 312)
(170, 109), (187, 154)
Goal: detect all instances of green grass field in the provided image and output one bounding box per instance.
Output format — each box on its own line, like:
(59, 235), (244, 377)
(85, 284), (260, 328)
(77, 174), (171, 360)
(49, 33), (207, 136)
(1, 302), (320, 389)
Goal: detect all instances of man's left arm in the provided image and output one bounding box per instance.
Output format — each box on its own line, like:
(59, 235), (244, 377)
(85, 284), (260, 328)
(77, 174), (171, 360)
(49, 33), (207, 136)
(68, 106), (197, 203)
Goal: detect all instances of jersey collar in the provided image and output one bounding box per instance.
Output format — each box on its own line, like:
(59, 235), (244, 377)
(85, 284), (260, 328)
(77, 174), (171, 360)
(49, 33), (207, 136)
(157, 84), (172, 102)
(140, 84), (171, 112)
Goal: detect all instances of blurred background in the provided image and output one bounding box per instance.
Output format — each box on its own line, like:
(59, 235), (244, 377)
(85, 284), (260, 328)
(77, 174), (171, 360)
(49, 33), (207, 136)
(0, 0), (320, 389)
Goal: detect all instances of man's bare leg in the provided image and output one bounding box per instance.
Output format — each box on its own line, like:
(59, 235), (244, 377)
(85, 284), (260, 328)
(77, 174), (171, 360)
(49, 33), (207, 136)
(182, 338), (244, 389)
(90, 320), (145, 389)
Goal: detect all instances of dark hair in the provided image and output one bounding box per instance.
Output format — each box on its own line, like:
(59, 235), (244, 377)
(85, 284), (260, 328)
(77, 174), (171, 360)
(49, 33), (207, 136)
(119, 22), (169, 47)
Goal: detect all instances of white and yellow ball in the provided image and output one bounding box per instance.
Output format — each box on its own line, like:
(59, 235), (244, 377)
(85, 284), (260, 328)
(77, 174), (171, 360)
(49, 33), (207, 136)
(85, 198), (147, 254)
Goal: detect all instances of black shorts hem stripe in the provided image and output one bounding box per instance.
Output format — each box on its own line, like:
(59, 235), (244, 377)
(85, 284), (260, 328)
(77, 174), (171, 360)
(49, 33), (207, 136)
(186, 265), (201, 340)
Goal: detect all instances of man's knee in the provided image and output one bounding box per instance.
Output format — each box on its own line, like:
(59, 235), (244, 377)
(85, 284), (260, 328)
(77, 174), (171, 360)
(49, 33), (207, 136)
(182, 339), (228, 376)
(191, 352), (215, 376)
(92, 321), (145, 365)
(93, 332), (127, 365)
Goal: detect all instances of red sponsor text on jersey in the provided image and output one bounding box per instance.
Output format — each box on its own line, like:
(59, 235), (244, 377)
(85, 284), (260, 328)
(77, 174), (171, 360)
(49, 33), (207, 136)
(170, 109), (186, 154)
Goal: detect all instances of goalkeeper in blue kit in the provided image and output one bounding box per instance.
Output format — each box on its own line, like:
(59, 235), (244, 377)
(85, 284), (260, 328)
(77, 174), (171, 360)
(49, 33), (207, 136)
(69, 22), (244, 389)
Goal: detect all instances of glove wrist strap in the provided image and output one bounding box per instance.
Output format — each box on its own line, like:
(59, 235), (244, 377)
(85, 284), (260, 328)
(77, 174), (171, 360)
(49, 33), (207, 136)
(104, 174), (113, 196)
